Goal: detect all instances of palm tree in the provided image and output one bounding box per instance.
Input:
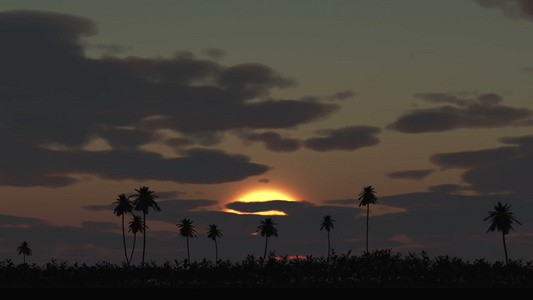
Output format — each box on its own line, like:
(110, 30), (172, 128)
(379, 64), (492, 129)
(207, 224), (223, 263)
(177, 218), (198, 263)
(113, 193), (133, 265)
(320, 215), (335, 260)
(132, 186), (160, 266)
(358, 185), (378, 253)
(17, 241), (32, 264)
(256, 218), (278, 260)
(484, 202), (521, 265)
(128, 214), (144, 265)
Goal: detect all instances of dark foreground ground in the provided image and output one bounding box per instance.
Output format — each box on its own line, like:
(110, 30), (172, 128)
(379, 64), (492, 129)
(2, 250), (532, 288)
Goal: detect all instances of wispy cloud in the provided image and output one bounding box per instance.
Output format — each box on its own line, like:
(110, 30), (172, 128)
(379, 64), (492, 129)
(473, 0), (533, 22)
(387, 169), (435, 180)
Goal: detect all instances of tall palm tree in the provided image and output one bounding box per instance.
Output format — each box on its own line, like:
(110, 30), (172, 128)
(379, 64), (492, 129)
(17, 241), (32, 264)
(128, 214), (144, 265)
(113, 193), (133, 265)
(132, 186), (160, 266)
(177, 218), (198, 263)
(207, 224), (223, 263)
(256, 218), (278, 260)
(484, 202), (521, 265)
(358, 185), (378, 253)
(320, 215), (335, 260)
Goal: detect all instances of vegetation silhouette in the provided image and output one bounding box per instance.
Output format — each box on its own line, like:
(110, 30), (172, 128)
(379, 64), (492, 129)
(320, 215), (335, 261)
(358, 185), (378, 253)
(177, 218), (198, 264)
(3, 249), (533, 288)
(256, 218), (278, 261)
(16, 241), (32, 265)
(6, 186), (531, 288)
(132, 186), (160, 266)
(484, 202), (521, 265)
(207, 224), (223, 264)
(112, 193), (133, 265)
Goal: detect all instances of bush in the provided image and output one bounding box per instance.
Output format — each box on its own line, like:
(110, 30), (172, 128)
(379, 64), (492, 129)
(1, 249), (532, 288)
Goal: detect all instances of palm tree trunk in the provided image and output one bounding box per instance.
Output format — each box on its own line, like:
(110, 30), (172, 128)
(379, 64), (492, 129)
(142, 212), (146, 266)
(263, 236), (269, 260)
(327, 231), (331, 261)
(502, 231), (509, 265)
(186, 236), (191, 263)
(214, 239), (219, 263)
(121, 214), (129, 265)
(365, 205), (370, 253)
(128, 234), (137, 265)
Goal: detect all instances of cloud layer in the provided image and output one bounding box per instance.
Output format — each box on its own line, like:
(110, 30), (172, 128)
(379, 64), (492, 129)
(387, 93), (533, 133)
(474, 0), (533, 21)
(0, 10), (346, 187)
(430, 134), (533, 197)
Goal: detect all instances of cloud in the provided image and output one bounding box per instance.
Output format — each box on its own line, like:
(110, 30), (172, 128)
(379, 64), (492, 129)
(236, 131), (301, 152)
(387, 92), (533, 133)
(0, 10), (340, 146)
(300, 89), (355, 102)
(326, 90), (356, 101)
(429, 134), (533, 197)
(303, 125), (381, 152)
(235, 125), (382, 153)
(474, 0), (533, 21)
(427, 184), (468, 194)
(0, 9), (345, 187)
(157, 199), (219, 212)
(216, 62), (297, 99)
(387, 169), (435, 180)
(97, 127), (160, 150)
(225, 200), (315, 215)
(429, 146), (519, 169)
(0, 143), (270, 187)
(163, 137), (195, 149)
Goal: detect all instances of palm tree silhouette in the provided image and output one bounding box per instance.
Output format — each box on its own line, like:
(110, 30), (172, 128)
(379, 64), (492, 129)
(256, 218), (278, 260)
(132, 186), (160, 266)
(320, 215), (335, 260)
(113, 193), (133, 265)
(17, 241), (32, 264)
(128, 214), (144, 265)
(177, 218), (198, 263)
(207, 224), (223, 264)
(484, 202), (521, 265)
(358, 185), (378, 253)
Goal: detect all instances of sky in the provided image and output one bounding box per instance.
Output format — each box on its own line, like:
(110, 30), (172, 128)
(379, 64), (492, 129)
(1, 0), (533, 265)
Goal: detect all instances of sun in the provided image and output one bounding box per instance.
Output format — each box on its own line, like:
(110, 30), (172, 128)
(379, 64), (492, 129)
(226, 189), (297, 216)
(237, 190), (295, 203)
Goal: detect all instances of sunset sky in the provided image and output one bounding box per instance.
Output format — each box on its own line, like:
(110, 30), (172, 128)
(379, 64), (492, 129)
(1, 0), (533, 265)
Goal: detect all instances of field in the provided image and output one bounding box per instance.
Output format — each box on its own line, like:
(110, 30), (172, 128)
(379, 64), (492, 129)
(2, 249), (533, 288)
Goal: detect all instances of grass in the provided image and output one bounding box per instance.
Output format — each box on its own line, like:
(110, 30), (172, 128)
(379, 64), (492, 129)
(2, 249), (532, 288)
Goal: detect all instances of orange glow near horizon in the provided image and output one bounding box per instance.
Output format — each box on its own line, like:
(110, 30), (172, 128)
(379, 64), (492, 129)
(225, 188), (298, 216)
(237, 189), (296, 203)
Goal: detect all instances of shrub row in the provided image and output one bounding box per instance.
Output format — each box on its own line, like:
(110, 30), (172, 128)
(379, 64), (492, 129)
(1, 249), (532, 288)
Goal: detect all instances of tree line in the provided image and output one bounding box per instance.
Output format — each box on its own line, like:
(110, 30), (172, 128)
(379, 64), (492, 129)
(16, 185), (522, 266)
